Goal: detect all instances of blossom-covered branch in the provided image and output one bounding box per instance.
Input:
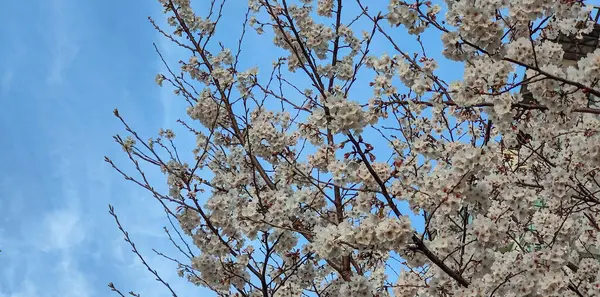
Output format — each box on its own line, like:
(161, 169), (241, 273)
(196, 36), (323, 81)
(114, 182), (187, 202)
(107, 0), (600, 296)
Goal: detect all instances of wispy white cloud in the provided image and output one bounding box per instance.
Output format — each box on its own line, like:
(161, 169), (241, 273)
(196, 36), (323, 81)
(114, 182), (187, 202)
(56, 256), (92, 297)
(4, 280), (39, 297)
(46, 38), (79, 85)
(41, 205), (85, 251)
(46, 0), (79, 85)
(156, 25), (175, 129)
(0, 69), (13, 98)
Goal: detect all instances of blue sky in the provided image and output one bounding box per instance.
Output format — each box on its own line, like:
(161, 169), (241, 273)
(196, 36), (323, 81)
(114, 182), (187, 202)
(0, 0), (212, 296)
(0, 0), (456, 295)
(0, 0), (483, 295)
(5, 0), (599, 296)
(0, 0), (434, 294)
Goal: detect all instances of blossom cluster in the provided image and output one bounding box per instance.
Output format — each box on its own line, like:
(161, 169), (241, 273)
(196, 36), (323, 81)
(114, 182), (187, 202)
(110, 0), (600, 296)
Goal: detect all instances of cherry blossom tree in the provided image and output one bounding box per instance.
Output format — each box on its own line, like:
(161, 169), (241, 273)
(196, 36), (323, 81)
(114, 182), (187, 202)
(105, 0), (600, 296)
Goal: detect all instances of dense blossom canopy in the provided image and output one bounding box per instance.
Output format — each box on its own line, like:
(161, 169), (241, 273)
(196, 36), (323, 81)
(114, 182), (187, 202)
(108, 0), (600, 296)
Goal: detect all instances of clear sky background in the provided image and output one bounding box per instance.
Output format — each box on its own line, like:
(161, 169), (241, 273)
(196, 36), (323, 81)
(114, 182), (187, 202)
(0, 0), (215, 296)
(3, 0), (598, 296)
(0, 0), (479, 296)
(0, 0), (453, 296)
